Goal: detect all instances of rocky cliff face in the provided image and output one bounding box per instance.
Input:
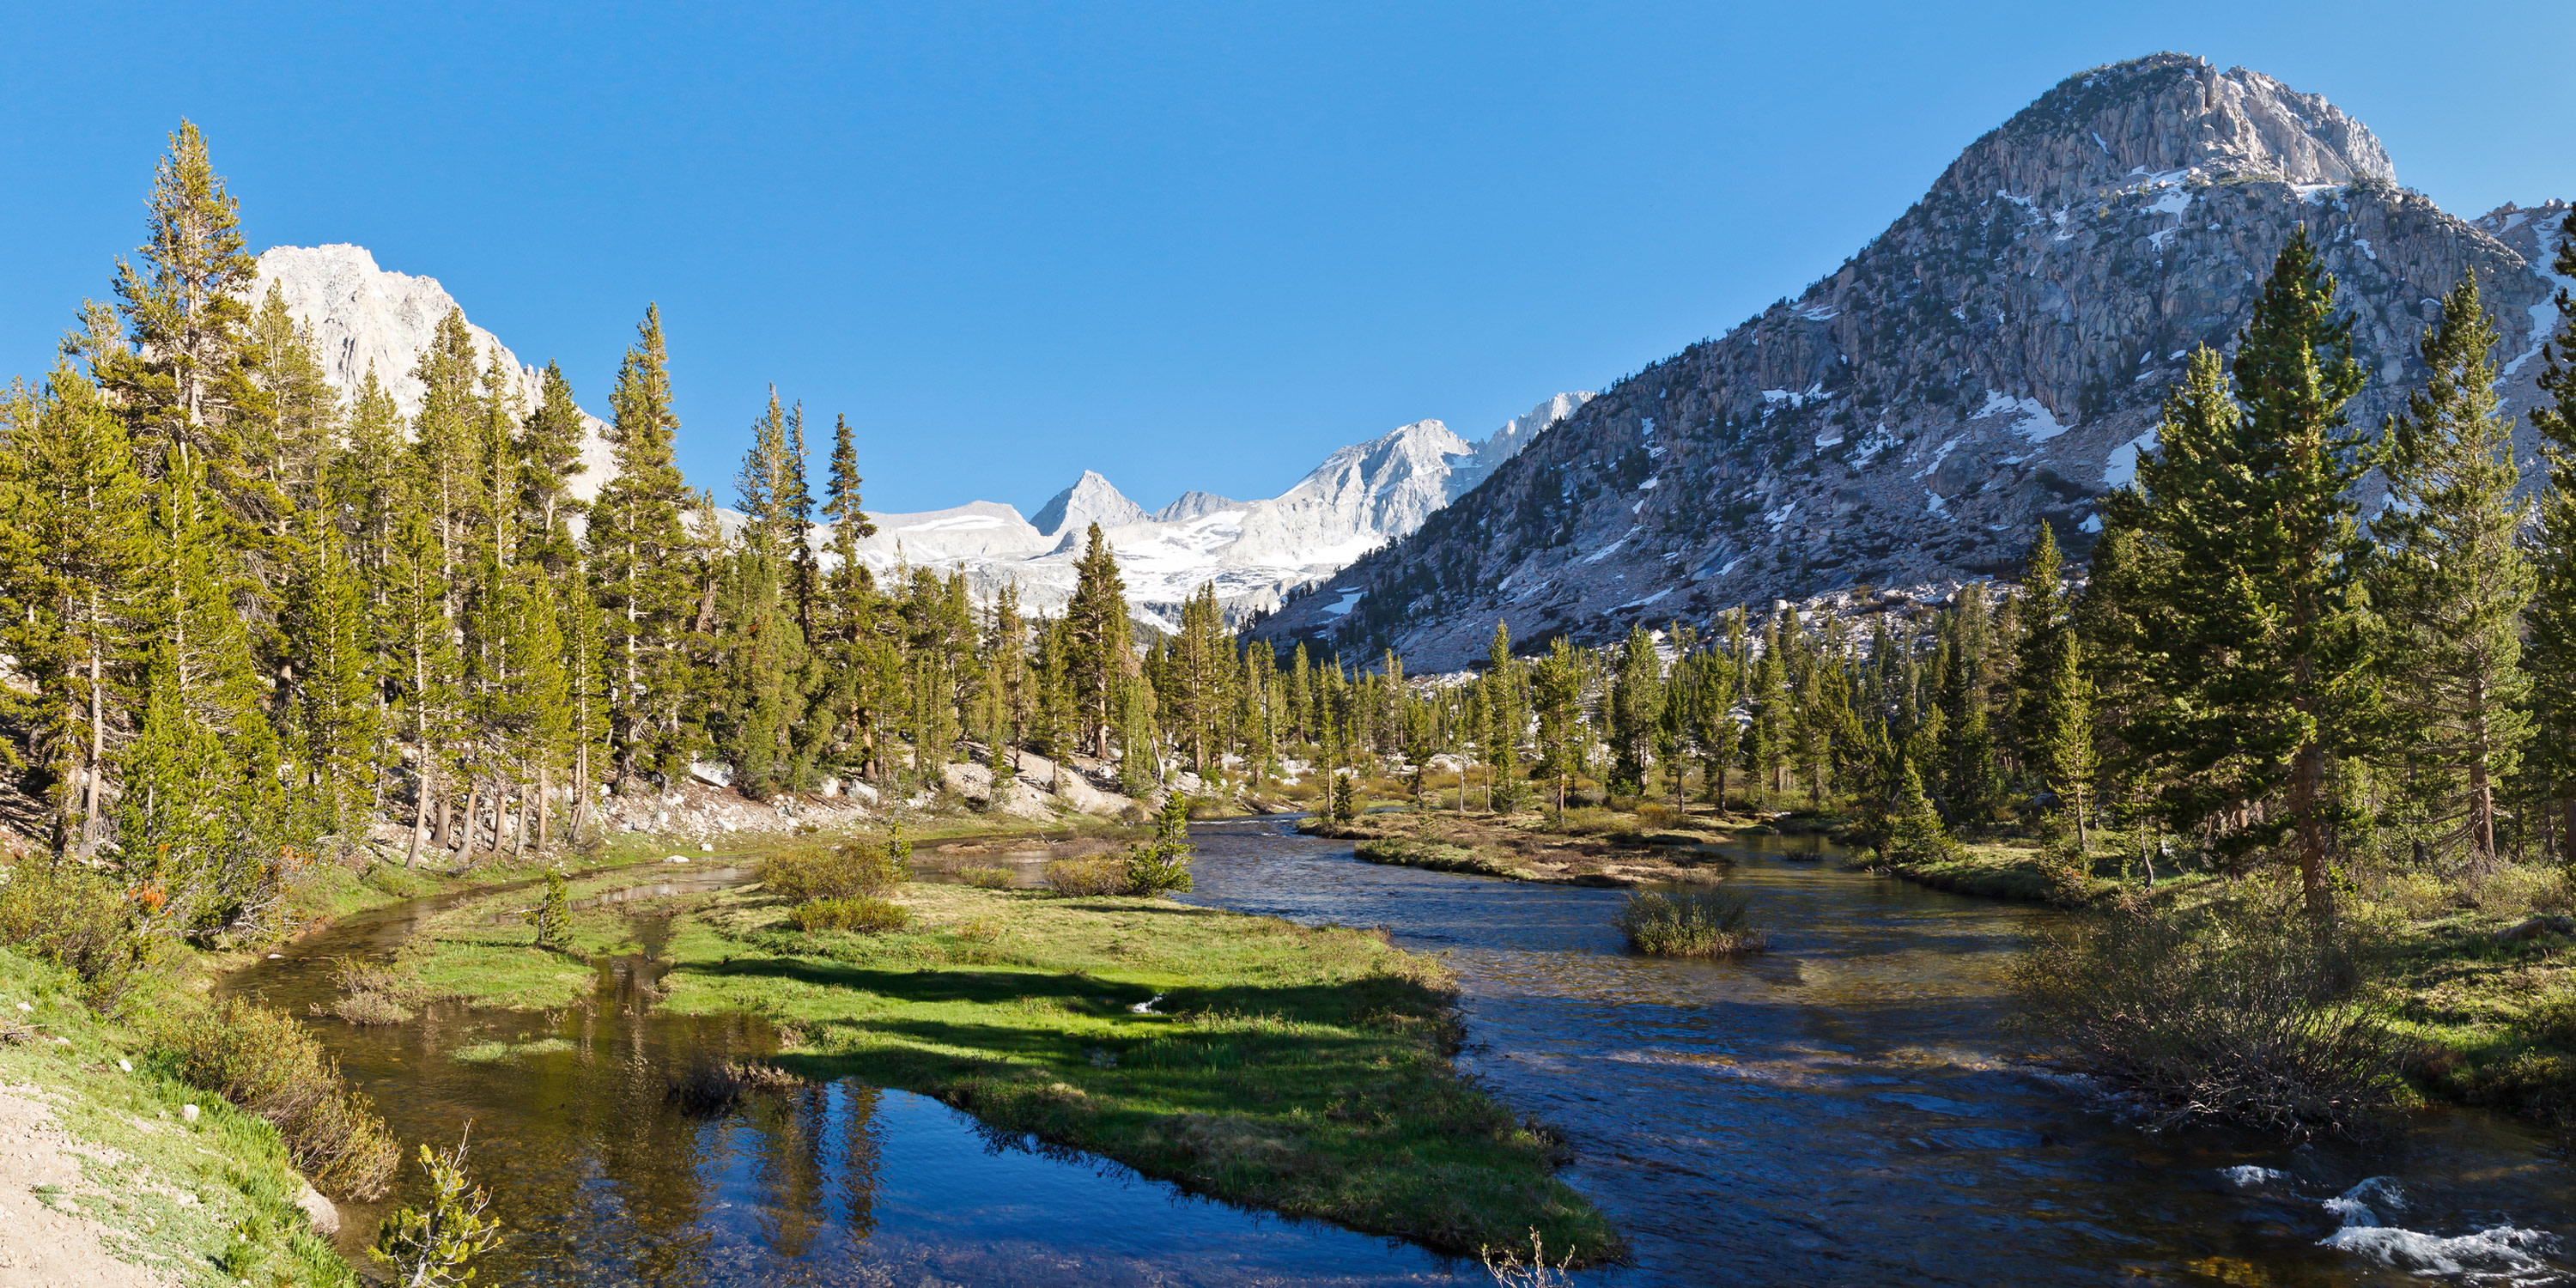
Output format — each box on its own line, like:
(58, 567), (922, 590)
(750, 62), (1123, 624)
(252, 244), (622, 501)
(1252, 53), (2571, 667)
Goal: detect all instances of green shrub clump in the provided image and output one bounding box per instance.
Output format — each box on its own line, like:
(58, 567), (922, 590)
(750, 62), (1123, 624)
(160, 996), (401, 1199)
(2011, 899), (2403, 1138)
(0, 858), (152, 1006)
(957, 865), (1015, 889)
(1613, 889), (1768, 957)
(1043, 857), (1133, 896)
(791, 896), (909, 933)
(761, 823), (910, 902)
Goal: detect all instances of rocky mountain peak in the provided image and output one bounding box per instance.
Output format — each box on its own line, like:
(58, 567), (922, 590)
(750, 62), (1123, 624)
(1030, 470), (1149, 537)
(1949, 54), (2393, 216)
(252, 244), (620, 501)
(1252, 55), (2562, 669)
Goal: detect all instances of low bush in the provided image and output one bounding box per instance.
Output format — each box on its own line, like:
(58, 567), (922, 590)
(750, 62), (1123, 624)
(791, 896), (909, 933)
(316, 957), (423, 1025)
(0, 858), (151, 1007)
(1043, 857), (1133, 896)
(1635, 803), (1680, 830)
(759, 833), (908, 902)
(1613, 889), (1768, 957)
(158, 996), (401, 1199)
(957, 865), (1015, 890)
(2010, 899), (2403, 1138)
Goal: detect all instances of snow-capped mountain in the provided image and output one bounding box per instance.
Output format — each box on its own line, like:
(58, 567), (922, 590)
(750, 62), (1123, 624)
(1252, 53), (2574, 666)
(251, 240), (1591, 629)
(848, 395), (1593, 627)
(253, 244), (622, 501)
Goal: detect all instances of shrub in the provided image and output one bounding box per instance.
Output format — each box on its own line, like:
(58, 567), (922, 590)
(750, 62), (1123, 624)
(957, 865), (1015, 890)
(317, 957), (422, 1025)
(792, 896), (909, 933)
(1043, 857), (1133, 896)
(0, 859), (151, 1007)
(1127, 793), (1196, 896)
(1635, 803), (1680, 830)
(760, 830), (908, 902)
(2010, 899), (2403, 1138)
(159, 997), (400, 1199)
(1613, 890), (1769, 957)
(371, 1130), (501, 1288)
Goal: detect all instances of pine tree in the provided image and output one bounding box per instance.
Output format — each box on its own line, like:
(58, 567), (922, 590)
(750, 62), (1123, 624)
(2527, 210), (2576, 862)
(100, 121), (264, 489)
(2370, 273), (2533, 870)
(0, 364), (149, 856)
(586, 305), (694, 782)
(2113, 228), (2372, 916)
(283, 513), (384, 850)
(1066, 524), (1130, 757)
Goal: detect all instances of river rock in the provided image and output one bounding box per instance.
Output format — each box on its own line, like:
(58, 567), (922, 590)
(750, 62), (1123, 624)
(294, 1176), (339, 1236)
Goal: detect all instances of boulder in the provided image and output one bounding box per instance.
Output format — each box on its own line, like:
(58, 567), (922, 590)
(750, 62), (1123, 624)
(992, 781), (1058, 822)
(295, 1176), (339, 1236)
(943, 762), (994, 803)
(1053, 770), (1134, 818)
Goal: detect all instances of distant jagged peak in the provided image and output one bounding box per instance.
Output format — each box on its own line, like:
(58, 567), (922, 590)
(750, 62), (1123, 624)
(1954, 53), (2394, 213)
(1154, 490), (1243, 523)
(1030, 469), (1148, 537)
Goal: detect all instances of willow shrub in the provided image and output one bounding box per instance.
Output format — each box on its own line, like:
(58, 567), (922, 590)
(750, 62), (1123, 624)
(159, 996), (400, 1199)
(1042, 857), (1133, 896)
(1613, 889), (1768, 957)
(790, 896), (908, 933)
(0, 859), (152, 1008)
(759, 841), (907, 902)
(2010, 897), (2403, 1139)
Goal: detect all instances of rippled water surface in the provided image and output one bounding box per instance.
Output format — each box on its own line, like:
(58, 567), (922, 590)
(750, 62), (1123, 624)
(224, 823), (2576, 1286)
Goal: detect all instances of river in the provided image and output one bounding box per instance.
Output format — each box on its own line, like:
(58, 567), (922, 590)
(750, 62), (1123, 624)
(221, 819), (2576, 1286)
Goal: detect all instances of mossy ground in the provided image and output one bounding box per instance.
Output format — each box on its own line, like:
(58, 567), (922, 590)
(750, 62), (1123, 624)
(386, 874), (1621, 1263)
(0, 948), (357, 1287)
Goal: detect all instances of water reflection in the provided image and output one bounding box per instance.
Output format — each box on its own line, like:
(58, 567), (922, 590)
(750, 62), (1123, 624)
(224, 823), (2576, 1286)
(1182, 817), (2576, 1286)
(228, 888), (1458, 1286)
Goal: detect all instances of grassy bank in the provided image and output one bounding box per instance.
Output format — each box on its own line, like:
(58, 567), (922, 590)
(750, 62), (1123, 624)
(0, 948), (356, 1287)
(1303, 805), (1752, 887)
(380, 872), (1620, 1262)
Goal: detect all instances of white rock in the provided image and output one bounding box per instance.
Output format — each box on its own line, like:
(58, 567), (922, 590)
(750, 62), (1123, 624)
(182, 1104), (199, 1123)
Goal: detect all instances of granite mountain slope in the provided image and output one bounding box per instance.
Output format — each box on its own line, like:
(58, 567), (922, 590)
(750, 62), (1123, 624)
(1251, 53), (2573, 668)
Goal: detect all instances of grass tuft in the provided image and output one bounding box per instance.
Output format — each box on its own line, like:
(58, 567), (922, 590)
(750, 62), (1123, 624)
(1612, 889), (1768, 957)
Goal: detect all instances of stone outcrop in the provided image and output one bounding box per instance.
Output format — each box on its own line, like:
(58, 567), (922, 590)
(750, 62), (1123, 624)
(1252, 54), (2571, 667)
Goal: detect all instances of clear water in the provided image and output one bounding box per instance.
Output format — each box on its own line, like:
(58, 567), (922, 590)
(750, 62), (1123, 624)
(223, 824), (2576, 1286)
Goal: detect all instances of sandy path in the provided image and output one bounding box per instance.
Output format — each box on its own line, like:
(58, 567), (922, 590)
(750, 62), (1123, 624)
(0, 1084), (164, 1288)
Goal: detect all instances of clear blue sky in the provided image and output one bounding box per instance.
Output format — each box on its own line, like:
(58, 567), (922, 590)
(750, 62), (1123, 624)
(3, 3), (2569, 515)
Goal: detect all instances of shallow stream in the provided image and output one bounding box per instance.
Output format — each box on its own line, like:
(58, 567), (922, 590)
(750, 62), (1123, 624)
(221, 823), (2576, 1285)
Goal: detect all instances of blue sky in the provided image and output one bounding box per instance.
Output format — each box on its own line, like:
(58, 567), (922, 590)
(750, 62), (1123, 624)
(3, 3), (2570, 515)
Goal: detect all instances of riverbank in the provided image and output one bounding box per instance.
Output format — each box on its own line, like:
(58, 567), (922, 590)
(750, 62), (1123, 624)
(0, 948), (353, 1287)
(1301, 807), (1752, 886)
(354, 869), (1621, 1263)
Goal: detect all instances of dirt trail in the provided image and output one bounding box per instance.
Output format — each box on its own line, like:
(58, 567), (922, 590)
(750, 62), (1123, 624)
(0, 1085), (164, 1288)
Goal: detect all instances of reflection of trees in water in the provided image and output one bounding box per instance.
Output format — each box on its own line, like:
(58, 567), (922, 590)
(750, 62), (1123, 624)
(835, 1084), (886, 1244)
